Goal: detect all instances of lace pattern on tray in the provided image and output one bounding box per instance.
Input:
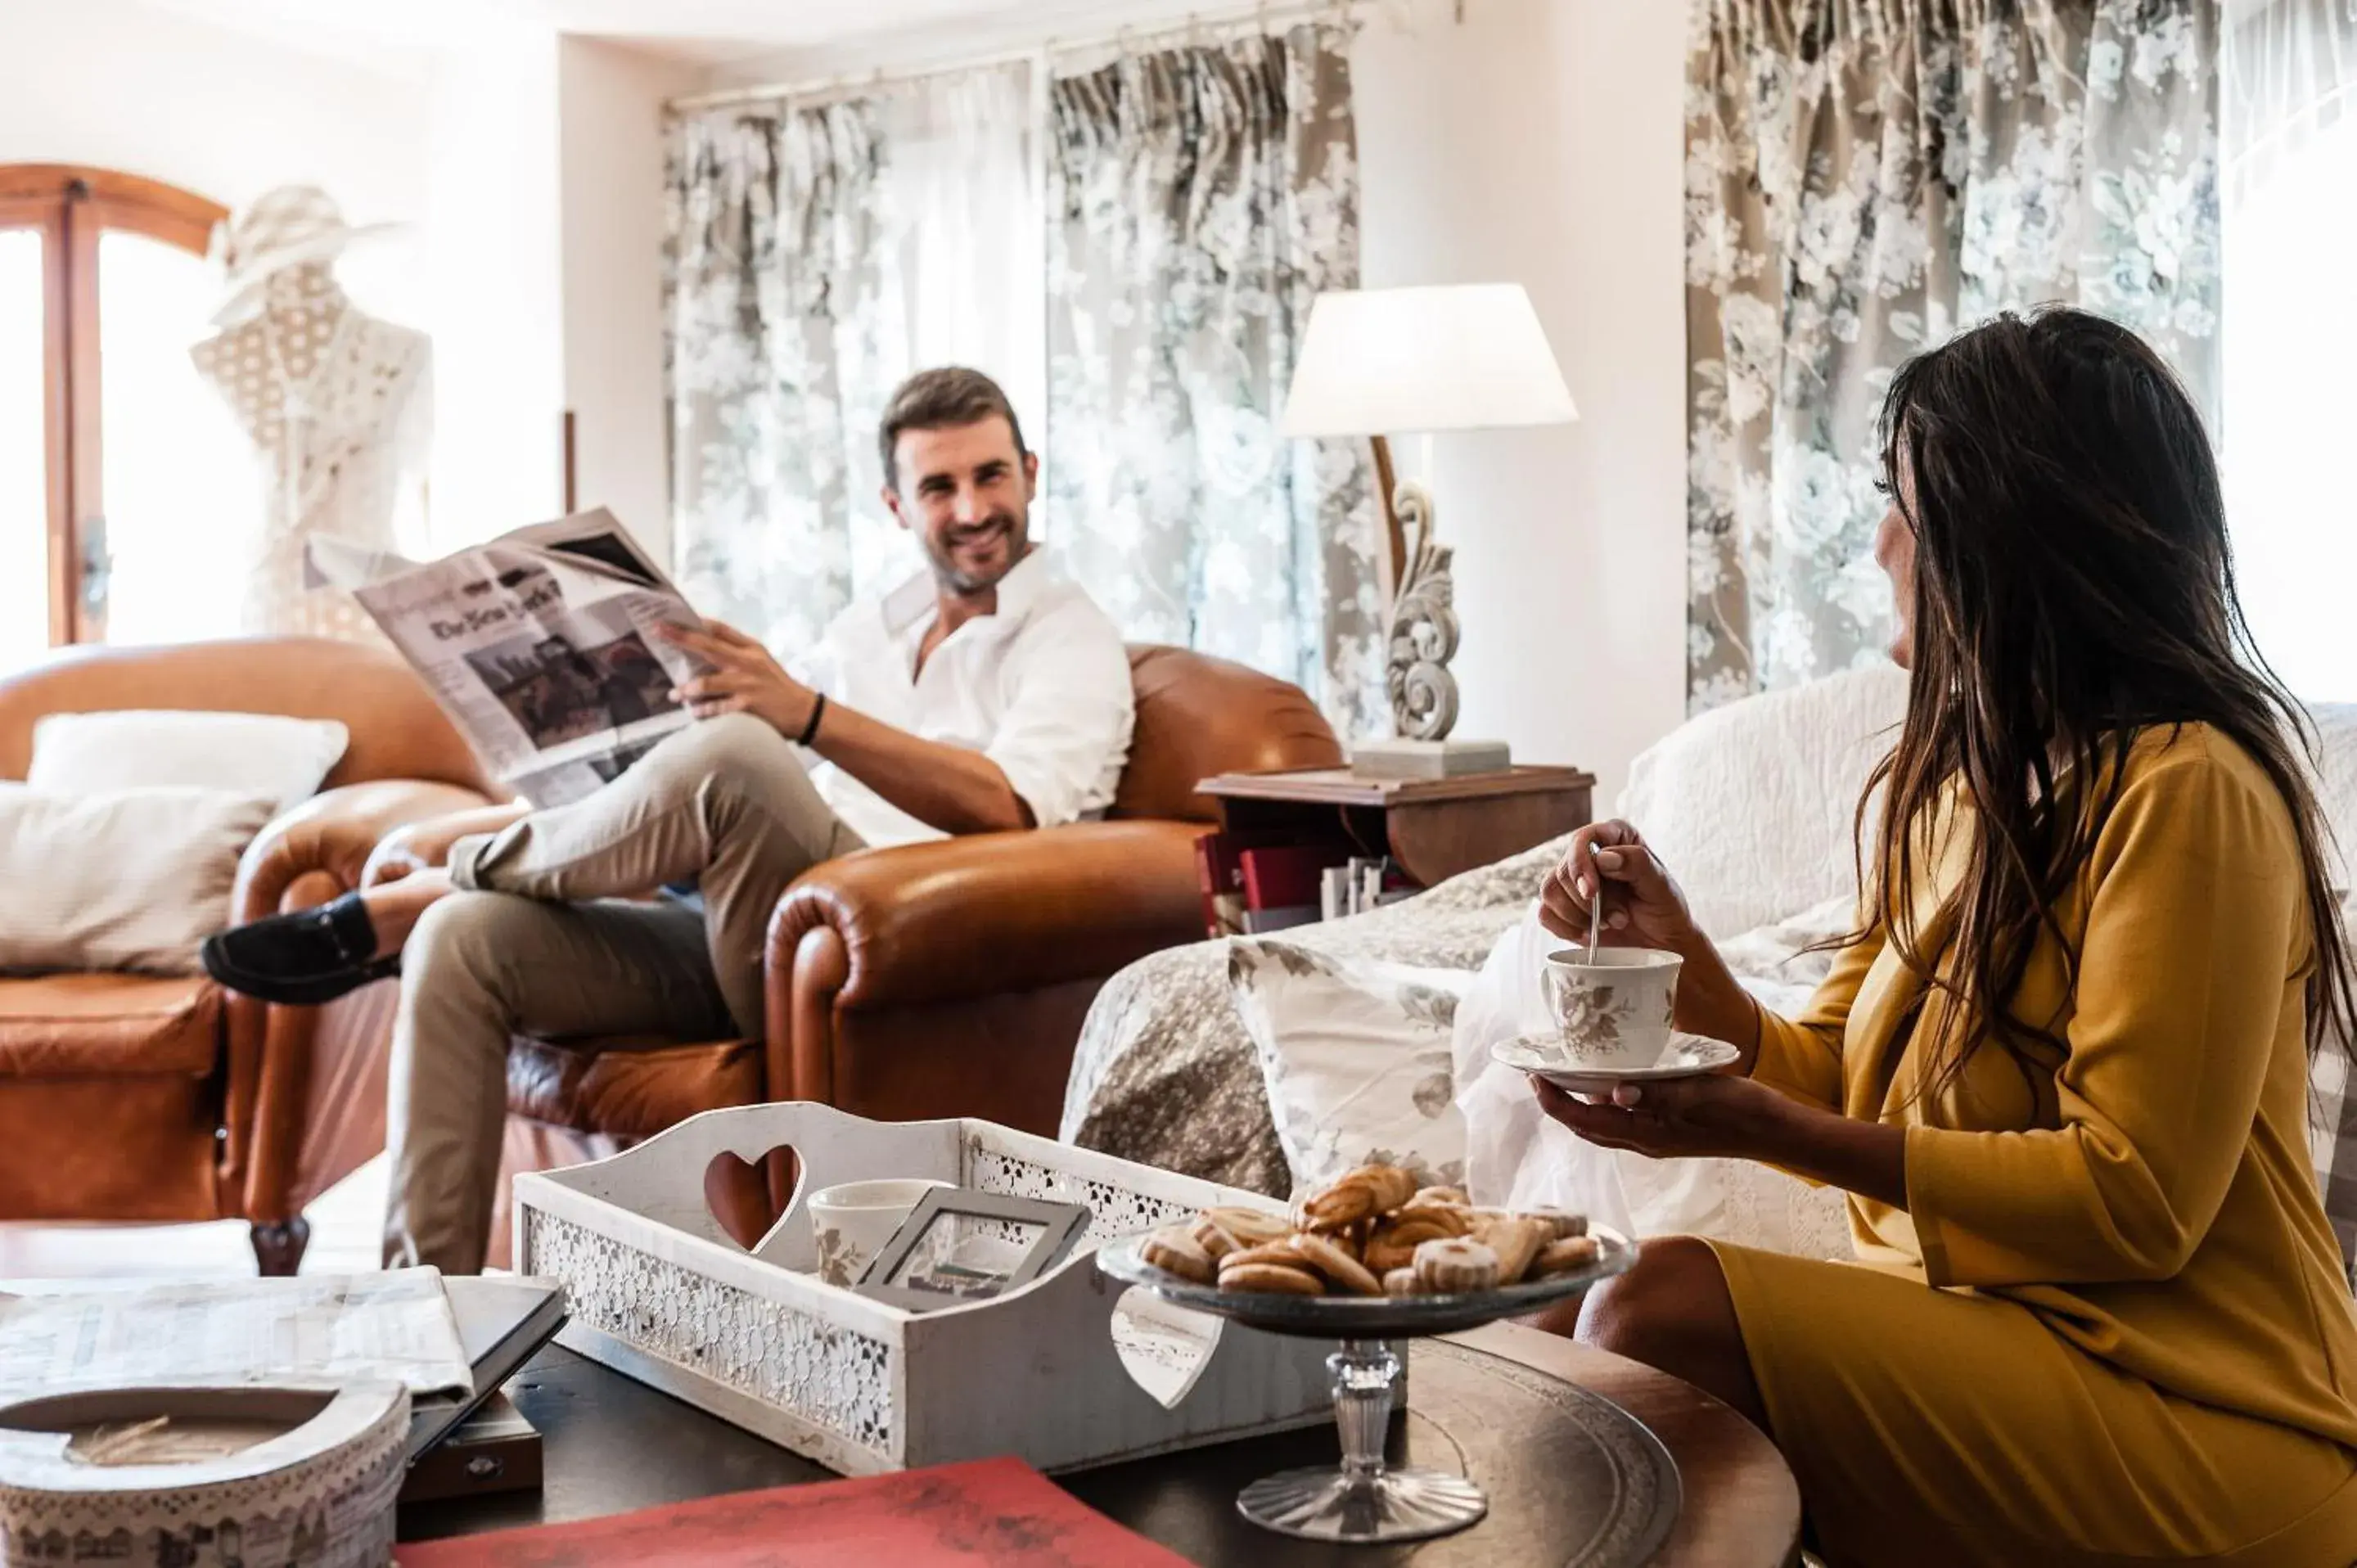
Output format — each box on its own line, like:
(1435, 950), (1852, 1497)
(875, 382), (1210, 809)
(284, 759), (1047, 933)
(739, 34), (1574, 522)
(525, 1214), (896, 1456)
(965, 1142), (1193, 1242)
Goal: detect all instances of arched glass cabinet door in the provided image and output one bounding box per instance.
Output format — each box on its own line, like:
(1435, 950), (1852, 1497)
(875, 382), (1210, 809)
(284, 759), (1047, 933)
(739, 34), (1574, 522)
(0, 164), (250, 669)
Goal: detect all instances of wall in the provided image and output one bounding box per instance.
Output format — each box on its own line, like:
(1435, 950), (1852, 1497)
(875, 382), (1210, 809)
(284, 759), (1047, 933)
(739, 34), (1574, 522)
(425, 29), (568, 546)
(1355, 0), (1688, 805)
(0, 0), (432, 326)
(696, 0), (1692, 802)
(558, 38), (706, 565)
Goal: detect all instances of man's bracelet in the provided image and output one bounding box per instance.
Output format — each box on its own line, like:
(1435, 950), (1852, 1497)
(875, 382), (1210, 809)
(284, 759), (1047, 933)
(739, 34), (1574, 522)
(796, 693), (827, 747)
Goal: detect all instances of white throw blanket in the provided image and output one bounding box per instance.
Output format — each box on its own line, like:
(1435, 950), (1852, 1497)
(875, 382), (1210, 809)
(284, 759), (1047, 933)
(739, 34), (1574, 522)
(1452, 902), (1857, 1259)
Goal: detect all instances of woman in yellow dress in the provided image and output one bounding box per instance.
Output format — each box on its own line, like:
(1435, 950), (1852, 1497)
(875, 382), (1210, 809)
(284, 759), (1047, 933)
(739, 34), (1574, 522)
(1535, 308), (2357, 1565)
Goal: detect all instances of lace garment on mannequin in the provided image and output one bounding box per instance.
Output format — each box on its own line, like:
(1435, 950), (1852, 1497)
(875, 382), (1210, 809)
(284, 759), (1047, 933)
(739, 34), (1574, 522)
(192, 263), (430, 643)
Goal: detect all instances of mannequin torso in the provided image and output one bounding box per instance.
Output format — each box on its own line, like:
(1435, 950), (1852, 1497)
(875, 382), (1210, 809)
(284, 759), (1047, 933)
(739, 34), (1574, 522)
(192, 264), (430, 642)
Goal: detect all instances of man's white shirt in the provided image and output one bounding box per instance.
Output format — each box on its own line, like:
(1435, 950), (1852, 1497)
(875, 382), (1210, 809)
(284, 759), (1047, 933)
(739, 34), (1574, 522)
(786, 548), (1134, 848)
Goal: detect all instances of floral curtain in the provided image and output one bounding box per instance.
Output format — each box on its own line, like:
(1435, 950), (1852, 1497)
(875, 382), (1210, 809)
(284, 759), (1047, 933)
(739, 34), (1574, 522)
(665, 101), (900, 653)
(1047, 25), (1386, 739)
(1685, 0), (2224, 711)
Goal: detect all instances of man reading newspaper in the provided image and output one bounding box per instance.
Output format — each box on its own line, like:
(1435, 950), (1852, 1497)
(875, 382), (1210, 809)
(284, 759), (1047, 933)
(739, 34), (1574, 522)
(202, 368), (1135, 1274)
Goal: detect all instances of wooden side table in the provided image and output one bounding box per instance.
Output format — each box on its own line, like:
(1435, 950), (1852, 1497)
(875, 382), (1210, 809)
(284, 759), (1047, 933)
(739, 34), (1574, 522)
(1198, 764), (1595, 890)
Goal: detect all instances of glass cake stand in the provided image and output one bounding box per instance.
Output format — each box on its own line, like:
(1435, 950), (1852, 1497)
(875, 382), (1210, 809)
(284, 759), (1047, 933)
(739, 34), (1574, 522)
(1096, 1226), (1637, 1544)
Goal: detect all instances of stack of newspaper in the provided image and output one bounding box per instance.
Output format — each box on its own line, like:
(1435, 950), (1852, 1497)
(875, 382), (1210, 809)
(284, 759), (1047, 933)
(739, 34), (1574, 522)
(309, 510), (709, 806)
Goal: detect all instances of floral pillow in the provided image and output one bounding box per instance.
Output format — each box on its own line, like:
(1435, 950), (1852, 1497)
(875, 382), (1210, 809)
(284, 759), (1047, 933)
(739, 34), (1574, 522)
(1227, 938), (1476, 1199)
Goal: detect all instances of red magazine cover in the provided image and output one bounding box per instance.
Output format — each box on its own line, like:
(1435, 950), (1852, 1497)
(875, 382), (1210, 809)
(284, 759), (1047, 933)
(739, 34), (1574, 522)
(394, 1456), (1191, 1568)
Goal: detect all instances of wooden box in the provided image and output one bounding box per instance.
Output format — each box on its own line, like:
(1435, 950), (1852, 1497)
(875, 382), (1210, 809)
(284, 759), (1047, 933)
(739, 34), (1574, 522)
(512, 1103), (1336, 1477)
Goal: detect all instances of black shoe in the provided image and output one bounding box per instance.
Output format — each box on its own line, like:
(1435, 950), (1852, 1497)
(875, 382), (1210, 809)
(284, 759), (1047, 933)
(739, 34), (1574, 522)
(201, 892), (399, 1006)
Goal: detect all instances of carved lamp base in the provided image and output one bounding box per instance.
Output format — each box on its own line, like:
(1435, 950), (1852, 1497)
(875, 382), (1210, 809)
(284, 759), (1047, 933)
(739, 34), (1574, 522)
(1372, 478), (1510, 777)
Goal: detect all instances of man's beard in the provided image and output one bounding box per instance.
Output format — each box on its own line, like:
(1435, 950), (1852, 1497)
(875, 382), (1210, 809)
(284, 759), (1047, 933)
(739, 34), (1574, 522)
(926, 509), (1028, 593)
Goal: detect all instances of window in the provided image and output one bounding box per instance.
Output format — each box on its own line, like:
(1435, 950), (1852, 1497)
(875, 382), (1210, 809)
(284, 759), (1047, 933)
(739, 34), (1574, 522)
(0, 165), (256, 670)
(2220, 3), (2357, 702)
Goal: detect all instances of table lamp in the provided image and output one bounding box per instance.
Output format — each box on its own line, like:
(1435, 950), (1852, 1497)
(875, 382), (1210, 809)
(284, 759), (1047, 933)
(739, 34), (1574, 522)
(1282, 282), (1578, 778)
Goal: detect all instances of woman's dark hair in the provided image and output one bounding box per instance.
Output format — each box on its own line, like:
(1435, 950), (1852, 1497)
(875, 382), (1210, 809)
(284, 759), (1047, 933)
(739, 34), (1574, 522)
(1864, 305), (2353, 1088)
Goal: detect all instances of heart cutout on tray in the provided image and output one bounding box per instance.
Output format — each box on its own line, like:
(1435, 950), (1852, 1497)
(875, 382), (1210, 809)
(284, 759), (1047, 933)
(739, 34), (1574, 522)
(702, 1145), (801, 1251)
(1109, 1285), (1224, 1410)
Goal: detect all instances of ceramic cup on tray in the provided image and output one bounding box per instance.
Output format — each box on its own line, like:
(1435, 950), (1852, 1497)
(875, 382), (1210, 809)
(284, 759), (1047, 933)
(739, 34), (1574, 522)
(1540, 946), (1683, 1069)
(809, 1178), (949, 1288)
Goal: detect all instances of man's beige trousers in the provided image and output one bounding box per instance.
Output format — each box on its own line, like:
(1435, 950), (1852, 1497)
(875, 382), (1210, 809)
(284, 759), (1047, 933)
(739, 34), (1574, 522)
(383, 714), (861, 1274)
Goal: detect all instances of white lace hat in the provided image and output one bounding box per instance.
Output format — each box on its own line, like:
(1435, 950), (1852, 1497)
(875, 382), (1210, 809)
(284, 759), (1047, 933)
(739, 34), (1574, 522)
(210, 184), (403, 325)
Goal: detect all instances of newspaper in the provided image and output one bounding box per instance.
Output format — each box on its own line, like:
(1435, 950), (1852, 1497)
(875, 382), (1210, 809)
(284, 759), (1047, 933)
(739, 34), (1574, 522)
(309, 508), (709, 805)
(0, 1268), (474, 1399)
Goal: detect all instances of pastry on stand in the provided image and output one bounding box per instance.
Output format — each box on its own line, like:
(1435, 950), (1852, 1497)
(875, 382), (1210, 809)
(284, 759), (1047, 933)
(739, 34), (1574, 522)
(1097, 1163), (1634, 1544)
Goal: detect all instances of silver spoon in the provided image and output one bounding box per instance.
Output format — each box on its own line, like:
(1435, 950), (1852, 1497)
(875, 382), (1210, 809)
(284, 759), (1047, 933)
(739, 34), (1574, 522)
(1585, 840), (1604, 962)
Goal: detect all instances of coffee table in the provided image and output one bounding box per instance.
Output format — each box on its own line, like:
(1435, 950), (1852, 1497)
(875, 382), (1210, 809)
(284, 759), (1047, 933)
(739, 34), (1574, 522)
(398, 1320), (1799, 1566)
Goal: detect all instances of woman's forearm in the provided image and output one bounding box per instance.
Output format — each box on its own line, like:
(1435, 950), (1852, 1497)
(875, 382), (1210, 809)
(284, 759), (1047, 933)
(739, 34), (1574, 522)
(1755, 1097), (1909, 1210)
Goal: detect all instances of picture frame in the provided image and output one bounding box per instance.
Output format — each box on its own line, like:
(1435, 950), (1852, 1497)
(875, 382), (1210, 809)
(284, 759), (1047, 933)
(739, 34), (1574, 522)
(854, 1188), (1092, 1313)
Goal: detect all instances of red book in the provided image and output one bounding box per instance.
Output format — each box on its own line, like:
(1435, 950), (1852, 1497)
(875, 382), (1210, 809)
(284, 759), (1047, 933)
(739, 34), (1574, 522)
(1237, 844), (1340, 912)
(394, 1455), (1191, 1567)
(1195, 831), (1246, 936)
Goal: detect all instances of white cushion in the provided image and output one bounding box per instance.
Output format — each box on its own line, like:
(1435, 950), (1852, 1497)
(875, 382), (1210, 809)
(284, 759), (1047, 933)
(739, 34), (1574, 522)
(1228, 939), (1474, 1197)
(0, 784), (277, 974)
(2305, 702), (2357, 891)
(29, 710), (349, 815)
(1616, 665), (1907, 940)
(1453, 905), (1853, 1259)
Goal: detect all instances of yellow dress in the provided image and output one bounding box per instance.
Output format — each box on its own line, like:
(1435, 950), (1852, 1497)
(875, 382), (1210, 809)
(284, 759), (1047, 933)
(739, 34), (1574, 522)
(1720, 724), (2357, 1566)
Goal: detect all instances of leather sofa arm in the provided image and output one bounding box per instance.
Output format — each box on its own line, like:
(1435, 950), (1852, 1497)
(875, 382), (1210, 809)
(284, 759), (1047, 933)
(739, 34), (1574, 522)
(236, 780), (499, 923)
(768, 818), (1211, 1012)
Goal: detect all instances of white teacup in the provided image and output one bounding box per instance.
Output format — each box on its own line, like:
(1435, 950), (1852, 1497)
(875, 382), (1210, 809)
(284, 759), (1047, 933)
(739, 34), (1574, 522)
(809, 1178), (949, 1288)
(1541, 947), (1683, 1069)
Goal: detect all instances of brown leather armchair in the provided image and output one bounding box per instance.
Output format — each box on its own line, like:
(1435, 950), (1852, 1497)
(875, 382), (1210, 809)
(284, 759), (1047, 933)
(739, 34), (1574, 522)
(0, 638), (499, 1273)
(480, 646), (1341, 1254)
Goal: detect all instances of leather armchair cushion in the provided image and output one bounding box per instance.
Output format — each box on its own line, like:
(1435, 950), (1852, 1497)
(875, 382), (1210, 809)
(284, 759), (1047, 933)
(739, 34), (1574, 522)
(1115, 645), (1345, 822)
(0, 973), (221, 1078)
(506, 1034), (759, 1138)
(773, 819), (1210, 1012)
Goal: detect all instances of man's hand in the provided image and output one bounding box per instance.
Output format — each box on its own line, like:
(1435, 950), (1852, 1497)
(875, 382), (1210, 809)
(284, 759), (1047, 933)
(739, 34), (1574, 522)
(656, 620), (821, 739)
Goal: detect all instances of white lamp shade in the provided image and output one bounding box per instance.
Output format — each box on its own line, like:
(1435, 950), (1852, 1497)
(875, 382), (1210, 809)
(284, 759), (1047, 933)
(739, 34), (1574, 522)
(1280, 283), (1578, 438)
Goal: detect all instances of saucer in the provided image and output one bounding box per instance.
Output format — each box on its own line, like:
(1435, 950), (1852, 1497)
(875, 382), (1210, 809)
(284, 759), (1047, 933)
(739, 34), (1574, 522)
(1491, 1031), (1742, 1093)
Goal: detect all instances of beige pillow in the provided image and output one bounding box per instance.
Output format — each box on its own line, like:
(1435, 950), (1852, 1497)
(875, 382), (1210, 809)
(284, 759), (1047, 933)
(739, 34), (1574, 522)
(1228, 939), (1475, 1196)
(0, 784), (277, 975)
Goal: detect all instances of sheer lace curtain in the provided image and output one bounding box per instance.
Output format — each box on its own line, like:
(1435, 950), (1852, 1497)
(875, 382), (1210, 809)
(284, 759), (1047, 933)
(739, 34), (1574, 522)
(877, 65), (1046, 534)
(665, 65), (1041, 656)
(2221, 0), (2357, 702)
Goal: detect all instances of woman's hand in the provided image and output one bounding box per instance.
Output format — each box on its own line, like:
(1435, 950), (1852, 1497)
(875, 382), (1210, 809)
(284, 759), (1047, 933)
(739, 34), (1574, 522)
(1531, 1072), (1910, 1210)
(1530, 1072), (1795, 1162)
(1539, 821), (1701, 952)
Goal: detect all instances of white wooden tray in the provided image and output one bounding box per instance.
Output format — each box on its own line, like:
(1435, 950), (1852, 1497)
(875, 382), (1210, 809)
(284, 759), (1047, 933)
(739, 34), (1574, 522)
(512, 1102), (1336, 1476)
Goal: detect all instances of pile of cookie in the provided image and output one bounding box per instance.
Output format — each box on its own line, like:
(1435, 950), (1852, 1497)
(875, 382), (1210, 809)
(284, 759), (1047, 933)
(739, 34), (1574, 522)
(1140, 1163), (1598, 1298)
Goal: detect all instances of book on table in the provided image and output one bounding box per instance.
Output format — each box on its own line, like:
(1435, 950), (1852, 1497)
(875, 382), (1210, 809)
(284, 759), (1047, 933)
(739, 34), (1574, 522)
(1197, 835), (1399, 937)
(393, 1454), (1192, 1566)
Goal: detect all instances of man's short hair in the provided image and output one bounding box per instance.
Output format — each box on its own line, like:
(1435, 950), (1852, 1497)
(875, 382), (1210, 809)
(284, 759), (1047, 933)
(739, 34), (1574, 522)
(878, 367), (1028, 489)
